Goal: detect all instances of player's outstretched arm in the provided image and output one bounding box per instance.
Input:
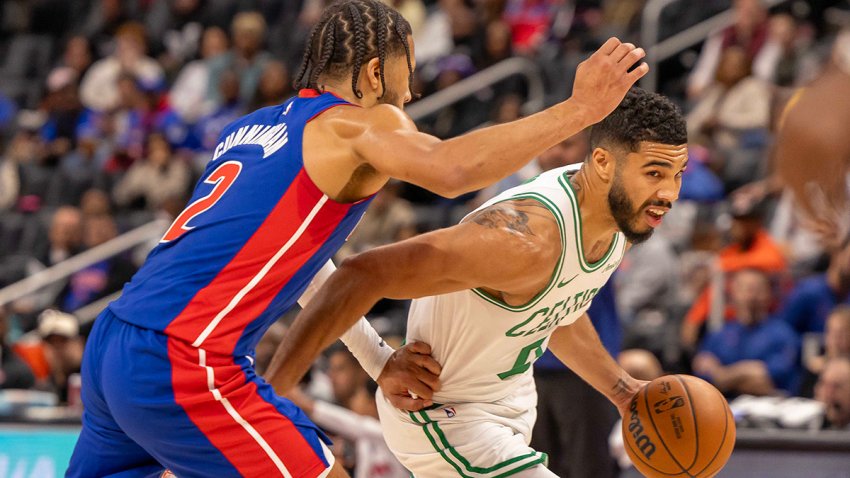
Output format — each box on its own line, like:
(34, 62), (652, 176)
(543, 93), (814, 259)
(352, 38), (648, 198)
(547, 314), (645, 416)
(774, 66), (850, 247)
(266, 199), (560, 398)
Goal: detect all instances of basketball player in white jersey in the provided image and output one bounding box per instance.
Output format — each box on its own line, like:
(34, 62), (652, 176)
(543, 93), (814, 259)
(272, 88), (688, 477)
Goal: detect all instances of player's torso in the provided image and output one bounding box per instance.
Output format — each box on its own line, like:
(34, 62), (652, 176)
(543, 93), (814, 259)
(407, 167), (627, 404)
(110, 91), (374, 356)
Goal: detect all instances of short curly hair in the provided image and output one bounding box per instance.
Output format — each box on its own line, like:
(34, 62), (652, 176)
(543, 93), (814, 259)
(589, 87), (687, 154)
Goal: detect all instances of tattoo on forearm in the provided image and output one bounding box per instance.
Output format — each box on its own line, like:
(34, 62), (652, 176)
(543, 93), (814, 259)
(612, 378), (631, 400)
(471, 205), (534, 235)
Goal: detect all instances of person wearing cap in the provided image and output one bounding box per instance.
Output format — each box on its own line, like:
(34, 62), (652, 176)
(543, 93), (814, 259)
(11, 309), (83, 403)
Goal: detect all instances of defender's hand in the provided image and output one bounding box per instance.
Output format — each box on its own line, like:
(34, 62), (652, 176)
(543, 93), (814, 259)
(377, 341), (442, 412)
(570, 37), (648, 125)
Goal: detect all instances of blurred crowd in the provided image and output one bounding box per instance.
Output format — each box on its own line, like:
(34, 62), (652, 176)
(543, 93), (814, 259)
(1, 0), (850, 476)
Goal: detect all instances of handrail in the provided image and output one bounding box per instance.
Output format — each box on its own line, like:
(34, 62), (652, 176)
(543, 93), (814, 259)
(405, 57), (545, 121)
(0, 219), (169, 307)
(641, 0), (788, 92)
(74, 291), (121, 324)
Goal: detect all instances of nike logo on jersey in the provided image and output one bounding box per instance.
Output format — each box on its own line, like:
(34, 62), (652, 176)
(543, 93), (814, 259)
(282, 102), (293, 116)
(378, 338), (386, 348)
(557, 274), (579, 288)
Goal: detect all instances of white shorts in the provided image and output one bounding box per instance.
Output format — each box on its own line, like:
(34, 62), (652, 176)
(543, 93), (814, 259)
(376, 380), (549, 477)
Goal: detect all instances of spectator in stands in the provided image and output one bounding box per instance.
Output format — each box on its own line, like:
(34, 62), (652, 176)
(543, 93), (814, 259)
(9, 123), (55, 216)
(693, 268), (800, 397)
(48, 136), (109, 207)
(0, 306), (35, 390)
(287, 346), (409, 478)
(815, 356), (850, 430)
(80, 22), (165, 113)
(779, 242), (850, 336)
(113, 133), (191, 211)
(337, 180), (417, 260)
(81, 0), (135, 57)
(28, 309), (84, 403)
(59, 214), (135, 312)
(144, 0), (210, 68)
(687, 46), (772, 152)
(802, 306), (850, 397)
(193, 69), (245, 168)
(35, 206), (83, 268)
(206, 12), (271, 108)
(504, 0), (556, 55)
(0, 145), (20, 211)
(79, 188), (112, 218)
(106, 73), (150, 169)
(50, 35), (93, 82)
(250, 60), (293, 111)
(687, 0), (771, 99)
(170, 26), (230, 123)
(682, 200), (787, 348)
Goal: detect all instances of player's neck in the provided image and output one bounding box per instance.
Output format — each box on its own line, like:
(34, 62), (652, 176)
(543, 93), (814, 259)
(315, 80), (369, 107)
(570, 169), (619, 249)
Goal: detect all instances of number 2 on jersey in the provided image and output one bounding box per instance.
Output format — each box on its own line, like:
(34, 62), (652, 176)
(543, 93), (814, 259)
(161, 161), (242, 243)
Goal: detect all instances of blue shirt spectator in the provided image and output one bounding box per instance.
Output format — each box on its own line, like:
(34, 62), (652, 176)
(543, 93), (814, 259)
(779, 272), (850, 335)
(694, 269), (801, 396)
(699, 317), (801, 394)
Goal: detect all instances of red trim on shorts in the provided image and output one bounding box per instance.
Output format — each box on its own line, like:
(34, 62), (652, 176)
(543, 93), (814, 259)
(167, 338), (330, 477)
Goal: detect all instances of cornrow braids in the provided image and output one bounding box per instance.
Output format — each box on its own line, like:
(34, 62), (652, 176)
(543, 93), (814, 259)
(347, 4), (366, 98)
(294, 0), (414, 99)
(391, 10), (414, 94)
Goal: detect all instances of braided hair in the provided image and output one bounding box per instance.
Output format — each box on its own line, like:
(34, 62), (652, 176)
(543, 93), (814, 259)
(295, 0), (413, 99)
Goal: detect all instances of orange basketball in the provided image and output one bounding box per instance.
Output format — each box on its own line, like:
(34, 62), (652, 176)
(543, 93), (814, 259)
(622, 374), (736, 478)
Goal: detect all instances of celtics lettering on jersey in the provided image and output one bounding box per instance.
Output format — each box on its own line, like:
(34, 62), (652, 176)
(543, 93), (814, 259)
(505, 286), (600, 337)
(404, 167), (628, 403)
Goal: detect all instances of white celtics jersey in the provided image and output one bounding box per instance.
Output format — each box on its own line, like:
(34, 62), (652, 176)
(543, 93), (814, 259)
(406, 166), (627, 404)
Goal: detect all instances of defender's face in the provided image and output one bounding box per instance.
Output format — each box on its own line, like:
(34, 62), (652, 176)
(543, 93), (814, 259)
(607, 142), (687, 244)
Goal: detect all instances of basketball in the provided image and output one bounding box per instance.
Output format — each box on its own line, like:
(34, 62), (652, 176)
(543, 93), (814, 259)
(622, 374), (736, 478)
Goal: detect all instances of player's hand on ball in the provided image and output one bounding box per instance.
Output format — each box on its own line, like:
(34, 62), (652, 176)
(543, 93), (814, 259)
(378, 341), (442, 412)
(616, 378), (650, 418)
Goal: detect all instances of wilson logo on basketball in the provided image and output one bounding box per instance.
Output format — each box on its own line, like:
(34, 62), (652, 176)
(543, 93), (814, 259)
(653, 396), (685, 414)
(628, 398), (657, 459)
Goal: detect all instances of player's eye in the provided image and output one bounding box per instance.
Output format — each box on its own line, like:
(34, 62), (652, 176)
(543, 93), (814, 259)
(647, 171), (662, 178)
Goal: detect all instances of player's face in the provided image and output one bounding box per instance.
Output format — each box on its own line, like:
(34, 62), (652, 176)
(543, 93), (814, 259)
(378, 38), (415, 109)
(607, 142), (687, 244)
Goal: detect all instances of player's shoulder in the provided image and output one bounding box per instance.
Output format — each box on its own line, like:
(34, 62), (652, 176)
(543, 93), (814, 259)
(326, 103), (416, 133)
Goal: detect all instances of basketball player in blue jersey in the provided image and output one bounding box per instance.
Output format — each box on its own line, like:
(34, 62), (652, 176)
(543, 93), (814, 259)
(67, 0), (649, 475)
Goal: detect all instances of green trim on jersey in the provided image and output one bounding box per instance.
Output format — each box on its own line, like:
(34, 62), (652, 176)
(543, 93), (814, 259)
(470, 192), (567, 312)
(558, 174), (619, 272)
(408, 410), (548, 477)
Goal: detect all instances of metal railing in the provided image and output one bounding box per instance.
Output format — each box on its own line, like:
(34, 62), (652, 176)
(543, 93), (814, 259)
(641, 0), (788, 92)
(405, 56), (545, 121)
(0, 219), (169, 308)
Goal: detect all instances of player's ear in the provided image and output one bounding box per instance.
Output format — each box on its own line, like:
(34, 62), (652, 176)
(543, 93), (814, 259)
(364, 57), (382, 94)
(590, 147), (616, 183)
